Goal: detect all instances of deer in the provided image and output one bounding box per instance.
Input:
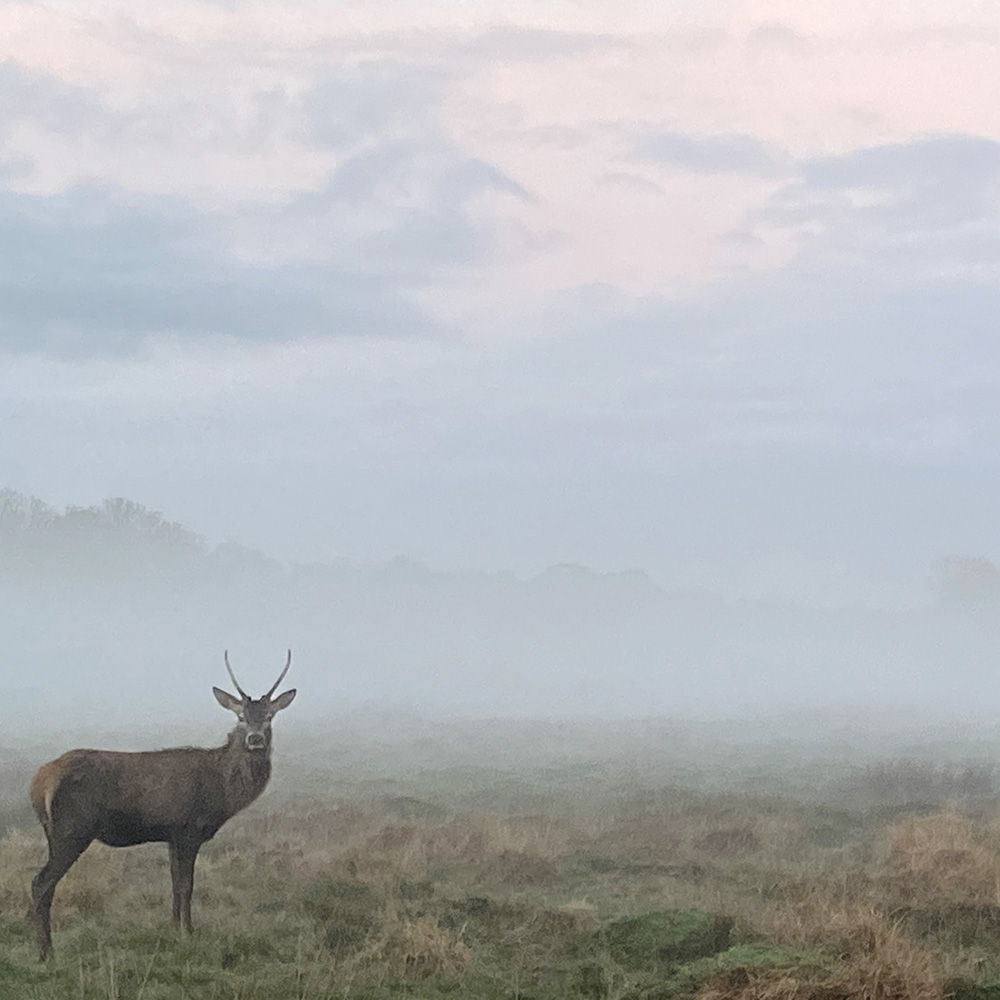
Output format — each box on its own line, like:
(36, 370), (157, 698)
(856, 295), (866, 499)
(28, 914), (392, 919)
(28, 650), (297, 961)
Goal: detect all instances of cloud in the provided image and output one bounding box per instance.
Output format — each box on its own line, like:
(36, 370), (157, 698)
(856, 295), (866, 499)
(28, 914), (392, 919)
(0, 185), (438, 355)
(284, 139), (530, 268)
(0, 52), (534, 355)
(458, 25), (629, 61)
(634, 130), (787, 176)
(0, 59), (100, 137)
(303, 60), (453, 150)
(756, 134), (1000, 276)
(599, 172), (664, 195)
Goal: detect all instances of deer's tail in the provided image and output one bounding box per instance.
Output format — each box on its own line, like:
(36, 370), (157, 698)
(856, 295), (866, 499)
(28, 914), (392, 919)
(30, 758), (68, 840)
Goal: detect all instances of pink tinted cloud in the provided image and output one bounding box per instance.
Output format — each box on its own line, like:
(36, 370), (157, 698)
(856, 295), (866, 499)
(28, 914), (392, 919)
(3, 0), (1000, 298)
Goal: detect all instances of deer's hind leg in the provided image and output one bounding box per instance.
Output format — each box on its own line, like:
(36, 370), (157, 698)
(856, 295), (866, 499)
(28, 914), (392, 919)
(31, 835), (92, 961)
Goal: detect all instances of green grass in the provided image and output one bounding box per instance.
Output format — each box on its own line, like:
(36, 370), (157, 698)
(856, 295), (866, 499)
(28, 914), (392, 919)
(4, 748), (1000, 999)
(597, 910), (733, 967)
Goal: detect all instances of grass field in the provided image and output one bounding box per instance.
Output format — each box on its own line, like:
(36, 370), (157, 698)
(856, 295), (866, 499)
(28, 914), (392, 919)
(4, 716), (1000, 998)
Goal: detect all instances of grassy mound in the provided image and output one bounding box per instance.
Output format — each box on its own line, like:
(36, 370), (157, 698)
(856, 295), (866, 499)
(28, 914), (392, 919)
(597, 909), (734, 969)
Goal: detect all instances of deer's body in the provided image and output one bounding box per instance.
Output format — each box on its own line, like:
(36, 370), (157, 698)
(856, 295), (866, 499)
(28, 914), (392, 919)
(31, 738), (271, 848)
(29, 652), (296, 961)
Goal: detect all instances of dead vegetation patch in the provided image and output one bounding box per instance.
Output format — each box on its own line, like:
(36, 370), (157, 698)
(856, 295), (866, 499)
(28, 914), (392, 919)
(374, 910), (472, 978)
(882, 809), (1000, 908)
(699, 826), (762, 857)
(708, 908), (944, 1000)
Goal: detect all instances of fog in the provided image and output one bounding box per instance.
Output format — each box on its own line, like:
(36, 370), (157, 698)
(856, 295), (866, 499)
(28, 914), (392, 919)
(3, 490), (1000, 744)
(4, 3), (1000, 749)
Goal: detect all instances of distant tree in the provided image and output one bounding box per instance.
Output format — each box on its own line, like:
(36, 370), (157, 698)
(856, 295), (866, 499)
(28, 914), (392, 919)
(0, 490), (59, 570)
(0, 489), (56, 537)
(208, 540), (283, 578)
(0, 490), (204, 576)
(931, 555), (1000, 608)
(101, 497), (162, 532)
(98, 497), (203, 550)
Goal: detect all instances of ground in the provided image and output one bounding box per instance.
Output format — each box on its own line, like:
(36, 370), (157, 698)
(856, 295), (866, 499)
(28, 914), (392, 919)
(3, 719), (1000, 999)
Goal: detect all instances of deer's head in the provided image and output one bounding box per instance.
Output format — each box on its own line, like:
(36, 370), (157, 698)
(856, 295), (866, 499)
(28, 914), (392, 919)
(213, 650), (297, 751)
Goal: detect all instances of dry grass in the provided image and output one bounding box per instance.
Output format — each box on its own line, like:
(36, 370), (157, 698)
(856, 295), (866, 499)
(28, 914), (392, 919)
(7, 768), (1000, 999)
(882, 808), (1000, 907)
(699, 907), (944, 1000)
(374, 909), (473, 977)
(723, 810), (1000, 1000)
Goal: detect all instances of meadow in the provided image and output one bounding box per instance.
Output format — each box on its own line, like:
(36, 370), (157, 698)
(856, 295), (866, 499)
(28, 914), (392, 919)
(3, 713), (1000, 999)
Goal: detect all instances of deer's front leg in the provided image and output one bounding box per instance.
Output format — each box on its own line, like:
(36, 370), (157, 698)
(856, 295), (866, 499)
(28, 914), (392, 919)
(169, 840), (200, 933)
(168, 842), (182, 926)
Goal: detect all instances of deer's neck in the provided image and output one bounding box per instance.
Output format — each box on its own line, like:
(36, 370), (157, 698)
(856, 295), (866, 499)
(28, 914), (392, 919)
(219, 732), (272, 816)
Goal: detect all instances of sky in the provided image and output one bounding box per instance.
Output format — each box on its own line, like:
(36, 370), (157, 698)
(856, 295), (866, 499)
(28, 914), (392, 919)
(3, 0), (1000, 608)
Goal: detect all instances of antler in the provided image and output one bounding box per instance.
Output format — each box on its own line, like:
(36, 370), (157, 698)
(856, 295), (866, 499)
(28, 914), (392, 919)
(265, 649), (292, 700)
(223, 650), (250, 700)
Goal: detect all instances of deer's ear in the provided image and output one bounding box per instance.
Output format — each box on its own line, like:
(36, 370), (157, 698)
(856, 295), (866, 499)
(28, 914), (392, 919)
(269, 688), (297, 714)
(213, 687), (243, 714)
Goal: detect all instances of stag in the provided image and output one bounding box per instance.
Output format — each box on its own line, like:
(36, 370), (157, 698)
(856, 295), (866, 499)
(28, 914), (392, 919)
(28, 651), (296, 961)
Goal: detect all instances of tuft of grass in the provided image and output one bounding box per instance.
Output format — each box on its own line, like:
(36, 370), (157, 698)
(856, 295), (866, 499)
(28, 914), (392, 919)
(375, 909), (472, 977)
(945, 982), (1000, 1000)
(300, 875), (381, 955)
(883, 809), (1000, 908)
(597, 909), (734, 969)
(668, 942), (835, 998)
